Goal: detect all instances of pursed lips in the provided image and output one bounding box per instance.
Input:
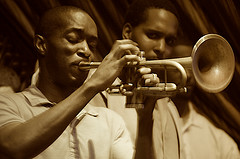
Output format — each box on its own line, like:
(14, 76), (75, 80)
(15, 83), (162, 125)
(74, 58), (91, 72)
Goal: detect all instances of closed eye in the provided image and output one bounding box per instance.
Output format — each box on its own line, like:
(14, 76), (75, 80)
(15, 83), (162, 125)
(66, 32), (82, 44)
(65, 29), (84, 44)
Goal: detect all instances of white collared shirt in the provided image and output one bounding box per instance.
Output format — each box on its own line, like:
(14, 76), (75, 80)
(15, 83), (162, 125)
(0, 85), (133, 159)
(181, 102), (240, 159)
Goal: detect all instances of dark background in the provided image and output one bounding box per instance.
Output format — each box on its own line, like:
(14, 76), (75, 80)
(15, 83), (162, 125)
(0, 0), (239, 148)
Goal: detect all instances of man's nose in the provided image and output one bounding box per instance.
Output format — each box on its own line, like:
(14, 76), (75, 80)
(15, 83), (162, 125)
(153, 38), (166, 59)
(77, 40), (91, 58)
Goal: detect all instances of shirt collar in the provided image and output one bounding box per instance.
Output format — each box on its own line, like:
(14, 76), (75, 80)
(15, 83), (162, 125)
(71, 104), (99, 128)
(181, 101), (203, 132)
(22, 85), (54, 107)
(82, 104), (99, 117)
(22, 85), (99, 117)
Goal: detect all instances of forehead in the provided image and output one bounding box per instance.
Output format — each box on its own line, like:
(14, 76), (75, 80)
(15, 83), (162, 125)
(56, 11), (98, 36)
(142, 8), (179, 34)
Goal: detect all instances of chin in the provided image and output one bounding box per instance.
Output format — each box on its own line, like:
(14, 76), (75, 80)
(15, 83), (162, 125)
(71, 77), (87, 87)
(61, 74), (86, 90)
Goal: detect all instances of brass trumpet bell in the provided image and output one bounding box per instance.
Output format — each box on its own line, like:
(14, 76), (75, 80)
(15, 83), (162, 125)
(192, 34), (235, 93)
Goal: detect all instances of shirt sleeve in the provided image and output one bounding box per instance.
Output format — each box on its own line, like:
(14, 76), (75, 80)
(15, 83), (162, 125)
(0, 93), (25, 127)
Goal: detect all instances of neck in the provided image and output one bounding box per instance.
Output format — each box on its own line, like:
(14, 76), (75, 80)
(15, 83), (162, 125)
(37, 73), (76, 103)
(172, 96), (190, 118)
(172, 96), (192, 126)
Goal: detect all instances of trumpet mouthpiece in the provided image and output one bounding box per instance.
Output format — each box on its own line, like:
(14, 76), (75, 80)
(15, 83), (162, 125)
(79, 61), (101, 70)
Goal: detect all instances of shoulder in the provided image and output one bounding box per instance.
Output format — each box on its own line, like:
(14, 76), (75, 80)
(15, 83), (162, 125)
(0, 88), (35, 111)
(0, 85), (37, 104)
(0, 92), (25, 107)
(212, 126), (240, 157)
(0, 92), (27, 127)
(208, 123), (239, 153)
(196, 113), (239, 153)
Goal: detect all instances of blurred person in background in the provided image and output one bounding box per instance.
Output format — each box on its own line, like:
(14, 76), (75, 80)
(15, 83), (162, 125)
(170, 38), (240, 159)
(0, 65), (20, 93)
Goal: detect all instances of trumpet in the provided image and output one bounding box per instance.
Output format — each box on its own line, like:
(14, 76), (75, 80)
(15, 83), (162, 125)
(79, 34), (235, 108)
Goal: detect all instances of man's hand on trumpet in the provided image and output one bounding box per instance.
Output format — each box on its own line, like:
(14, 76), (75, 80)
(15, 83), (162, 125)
(136, 67), (161, 115)
(138, 68), (160, 86)
(88, 39), (142, 92)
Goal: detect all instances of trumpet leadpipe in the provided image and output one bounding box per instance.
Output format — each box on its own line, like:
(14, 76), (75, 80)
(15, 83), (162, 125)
(78, 57), (192, 70)
(79, 59), (189, 87)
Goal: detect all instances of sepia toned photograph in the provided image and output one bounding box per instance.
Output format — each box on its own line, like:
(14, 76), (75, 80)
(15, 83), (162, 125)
(0, 0), (239, 158)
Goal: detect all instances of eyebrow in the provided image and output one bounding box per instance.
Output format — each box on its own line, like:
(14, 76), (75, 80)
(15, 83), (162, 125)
(146, 28), (177, 38)
(64, 28), (98, 40)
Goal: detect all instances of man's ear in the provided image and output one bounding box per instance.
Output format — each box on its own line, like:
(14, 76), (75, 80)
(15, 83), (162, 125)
(122, 23), (133, 39)
(34, 35), (47, 56)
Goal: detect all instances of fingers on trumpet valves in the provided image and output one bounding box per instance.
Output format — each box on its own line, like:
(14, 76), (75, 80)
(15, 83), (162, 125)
(120, 55), (141, 65)
(112, 39), (140, 59)
(121, 50), (145, 65)
(138, 67), (151, 74)
(142, 73), (160, 86)
(138, 51), (146, 61)
(124, 50), (133, 55)
(130, 50), (145, 61)
(123, 49), (143, 58)
(120, 83), (134, 96)
(120, 49), (141, 64)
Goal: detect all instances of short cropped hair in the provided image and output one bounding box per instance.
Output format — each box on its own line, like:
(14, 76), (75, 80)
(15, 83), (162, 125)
(124, 0), (179, 27)
(35, 6), (85, 37)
